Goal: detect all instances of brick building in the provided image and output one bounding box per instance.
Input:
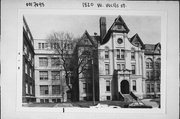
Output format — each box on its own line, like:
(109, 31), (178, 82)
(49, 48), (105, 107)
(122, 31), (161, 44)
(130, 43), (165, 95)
(22, 17), (35, 103)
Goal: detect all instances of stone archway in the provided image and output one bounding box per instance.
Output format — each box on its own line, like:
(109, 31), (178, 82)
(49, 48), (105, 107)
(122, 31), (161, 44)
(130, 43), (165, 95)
(121, 80), (129, 94)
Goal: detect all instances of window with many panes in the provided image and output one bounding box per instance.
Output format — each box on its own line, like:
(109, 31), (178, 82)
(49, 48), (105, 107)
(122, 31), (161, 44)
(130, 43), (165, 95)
(106, 80), (110, 91)
(39, 71), (48, 80)
(132, 80), (136, 91)
(38, 43), (48, 49)
(39, 57), (48, 67)
(51, 57), (60, 67)
(52, 85), (60, 94)
(105, 64), (110, 75)
(51, 71), (60, 80)
(146, 59), (153, 69)
(106, 96), (111, 100)
(40, 85), (49, 95)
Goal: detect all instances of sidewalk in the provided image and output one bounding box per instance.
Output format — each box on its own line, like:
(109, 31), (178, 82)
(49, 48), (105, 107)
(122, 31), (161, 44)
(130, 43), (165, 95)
(141, 99), (159, 108)
(54, 103), (73, 107)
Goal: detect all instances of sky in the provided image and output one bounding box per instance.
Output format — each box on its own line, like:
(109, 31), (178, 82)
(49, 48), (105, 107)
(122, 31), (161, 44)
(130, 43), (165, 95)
(25, 14), (161, 44)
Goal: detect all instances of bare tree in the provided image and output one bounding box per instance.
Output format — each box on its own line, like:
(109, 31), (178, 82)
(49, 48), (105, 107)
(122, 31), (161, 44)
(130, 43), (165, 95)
(47, 32), (75, 102)
(47, 31), (95, 102)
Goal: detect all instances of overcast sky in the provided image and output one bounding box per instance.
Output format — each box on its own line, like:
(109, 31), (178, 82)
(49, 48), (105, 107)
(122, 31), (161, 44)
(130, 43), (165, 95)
(25, 15), (161, 44)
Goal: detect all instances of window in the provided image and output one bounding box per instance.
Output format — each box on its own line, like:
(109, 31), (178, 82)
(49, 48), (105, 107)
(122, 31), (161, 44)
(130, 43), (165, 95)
(105, 47), (109, 59)
(29, 68), (32, 77)
(121, 49), (125, 59)
(131, 65), (135, 74)
(156, 71), (160, 79)
(45, 99), (49, 103)
(105, 64), (110, 75)
(146, 71), (153, 79)
(155, 58), (161, 69)
(39, 43), (48, 49)
(151, 84), (154, 92)
(83, 83), (87, 93)
(24, 45), (27, 54)
(117, 64), (121, 70)
(105, 50), (109, 59)
(83, 97), (87, 101)
(25, 63), (28, 74)
(32, 58), (34, 66)
(132, 80), (136, 91)
(40, 99), (44, 103)
(40, 85), (49, 95)
(131, 51), (135, 60)
(45, 43), (48, 49)
(117, 49), (120, 59)
(122, 64), (125, 70)
(52, 85), (60, 94)
(51, 57), (60, 67)
(106, 80), (111, 91)
(146, 59), (153, 69)
(39, 57), (48, 67)
(41, 43), (44, 49)
(28, 52), (32, 61)
(157, 84), (160, 92)
(30, 85), (33, 94)
(25, 83), (28, 94)
(147, 84), (150, 93)
(39, 71), (48, 80)
(51, 71), (60, 80)
(51, 43), (59, 49)
(106, 96), (111, 100)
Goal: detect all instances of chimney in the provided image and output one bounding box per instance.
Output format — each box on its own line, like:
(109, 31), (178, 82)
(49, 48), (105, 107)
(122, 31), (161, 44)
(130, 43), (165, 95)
(99, 17), (106, 41)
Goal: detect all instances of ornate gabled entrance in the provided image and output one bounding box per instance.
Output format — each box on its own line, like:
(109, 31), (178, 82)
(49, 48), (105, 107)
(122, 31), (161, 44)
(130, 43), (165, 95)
(121, 80), (129, 94)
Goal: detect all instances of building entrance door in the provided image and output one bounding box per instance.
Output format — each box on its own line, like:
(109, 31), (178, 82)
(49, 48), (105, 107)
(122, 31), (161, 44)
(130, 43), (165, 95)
(121, 80), (129, 94)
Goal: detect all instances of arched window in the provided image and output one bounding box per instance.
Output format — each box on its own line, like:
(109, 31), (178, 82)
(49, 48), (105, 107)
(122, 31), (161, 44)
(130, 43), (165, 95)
(105, 46), (109, 59)
(146, 58), (153, 69)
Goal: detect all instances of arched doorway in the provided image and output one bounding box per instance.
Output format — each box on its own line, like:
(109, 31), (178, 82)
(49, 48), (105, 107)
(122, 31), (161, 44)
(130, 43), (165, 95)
(121, 80), (129, 94)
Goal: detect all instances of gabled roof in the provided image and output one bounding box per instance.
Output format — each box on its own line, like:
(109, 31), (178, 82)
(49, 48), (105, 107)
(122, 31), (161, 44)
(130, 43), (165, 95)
(111, 16), (130, 33)
(144, 43), (161, 55)
(129, 33), (144, 48)
(101, 16), (130, 45)
(77, 30), (97, 47)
